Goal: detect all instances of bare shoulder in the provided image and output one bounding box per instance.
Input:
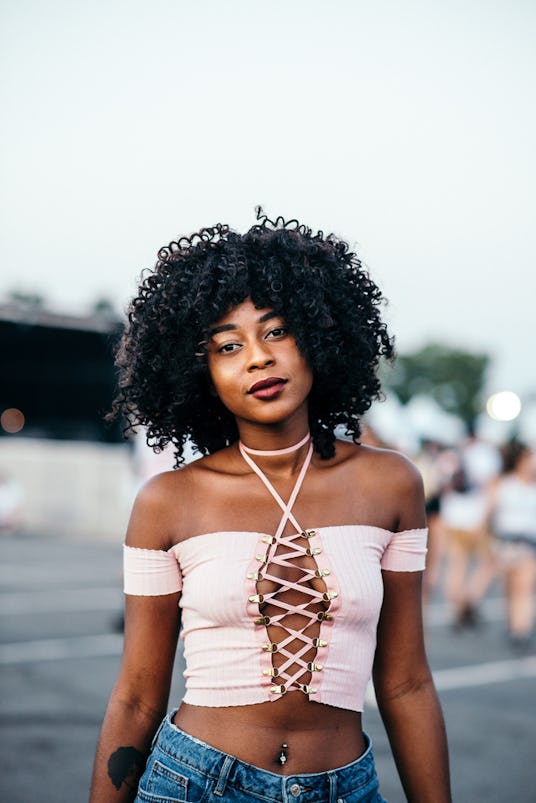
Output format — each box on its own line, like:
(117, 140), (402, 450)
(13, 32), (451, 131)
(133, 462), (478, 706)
(366, 447), (425, 530)
(367, 445), (423, 490)
(125, 446), (242, 550)
(331, 440), (425, 530)
(334, 440), (423, 487)
(125, 470), (185, 551)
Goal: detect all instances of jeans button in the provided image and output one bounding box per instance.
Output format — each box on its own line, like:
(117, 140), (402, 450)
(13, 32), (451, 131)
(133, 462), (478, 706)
(289, 783), (301, 797)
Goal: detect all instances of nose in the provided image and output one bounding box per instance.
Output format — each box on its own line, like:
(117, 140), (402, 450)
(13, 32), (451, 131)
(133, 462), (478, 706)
(246, 339), (275, 372)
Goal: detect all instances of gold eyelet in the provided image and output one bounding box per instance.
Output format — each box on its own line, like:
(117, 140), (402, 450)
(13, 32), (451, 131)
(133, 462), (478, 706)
(301, 685), (317, 694)
(263, 667), (279, 677)
(261, 535), (276, 544)
(313, 637), (328, 647)
(254, 616), (270, 626)
(247, 571), (262, 581)
(306, 547), (321, 557)
(248, 594), (264, 604)
(262, 643), (278, 653)
(322, 590), (338, 601)
(314, 568), (330, 578)
(270, 685), (286, 694)
(307, 661), (323, 671)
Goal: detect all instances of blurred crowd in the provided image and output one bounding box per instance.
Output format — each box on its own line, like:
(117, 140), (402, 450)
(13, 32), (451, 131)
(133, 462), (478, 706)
(361, 424), (536, 652)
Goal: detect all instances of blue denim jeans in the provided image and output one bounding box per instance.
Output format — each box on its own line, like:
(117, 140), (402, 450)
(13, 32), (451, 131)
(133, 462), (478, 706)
(134, 710), (386, 803)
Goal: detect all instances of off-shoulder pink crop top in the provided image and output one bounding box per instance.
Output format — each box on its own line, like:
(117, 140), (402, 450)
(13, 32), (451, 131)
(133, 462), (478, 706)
(124, 436), (427, 713)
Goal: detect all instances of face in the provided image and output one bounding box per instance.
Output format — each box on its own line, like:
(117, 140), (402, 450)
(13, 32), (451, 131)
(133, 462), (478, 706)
(206, 298), (313, 429)
(516, 448), (535, 478)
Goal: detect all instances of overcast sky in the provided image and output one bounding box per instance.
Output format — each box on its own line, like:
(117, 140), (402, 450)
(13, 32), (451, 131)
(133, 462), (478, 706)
(1, 0), (535, 399)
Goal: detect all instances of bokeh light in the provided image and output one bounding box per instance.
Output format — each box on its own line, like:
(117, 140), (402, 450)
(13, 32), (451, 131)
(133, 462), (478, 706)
(486, 391), (522, 422)
(0, 408), (26, 433)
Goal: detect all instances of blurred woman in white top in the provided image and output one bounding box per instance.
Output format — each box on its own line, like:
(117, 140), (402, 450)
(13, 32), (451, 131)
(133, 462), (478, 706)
(486, 441), (536, 649)
(440, 464), (494, 628)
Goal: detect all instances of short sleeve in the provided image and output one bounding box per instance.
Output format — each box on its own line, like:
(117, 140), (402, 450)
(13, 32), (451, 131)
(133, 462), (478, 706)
(123, 544), (183, 595)
(380, 528), (428, 572)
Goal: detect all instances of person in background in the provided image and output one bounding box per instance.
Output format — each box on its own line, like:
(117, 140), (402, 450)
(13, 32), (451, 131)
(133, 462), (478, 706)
(486, 441), (536, 650)
(440, 461), (494, 629)
(460, 427), (501, 491)
(89, 211), (451, 803)
(415, 440), (452, 605)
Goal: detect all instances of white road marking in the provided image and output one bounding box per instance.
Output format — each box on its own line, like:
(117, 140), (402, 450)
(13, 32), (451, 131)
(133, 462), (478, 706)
(0, 634), (123, 664)
(432, 656), (536, 690)
(365, 655), (536, 707)
(2, 627), (535, 716)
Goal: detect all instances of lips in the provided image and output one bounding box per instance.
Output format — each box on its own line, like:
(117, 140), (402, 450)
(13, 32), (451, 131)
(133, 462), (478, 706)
(248, 377), (287, 398)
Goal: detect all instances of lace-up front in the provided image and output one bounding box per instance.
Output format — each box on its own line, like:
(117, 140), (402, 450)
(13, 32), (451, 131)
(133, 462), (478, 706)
(123, 436), (429, 712)
(241, 435), (341, 700)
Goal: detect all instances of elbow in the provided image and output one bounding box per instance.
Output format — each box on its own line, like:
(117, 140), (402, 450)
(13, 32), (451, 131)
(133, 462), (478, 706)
(374, 670), (436, 711)
(110, 676), (170, 723)
(108, 689), (169, 733)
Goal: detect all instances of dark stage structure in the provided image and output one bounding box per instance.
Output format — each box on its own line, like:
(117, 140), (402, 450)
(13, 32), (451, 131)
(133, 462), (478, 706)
(0, 305), (123, 442)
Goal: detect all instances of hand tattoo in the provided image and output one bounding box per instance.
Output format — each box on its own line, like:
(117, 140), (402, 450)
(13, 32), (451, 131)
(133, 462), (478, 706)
(108, 746), (146, 791)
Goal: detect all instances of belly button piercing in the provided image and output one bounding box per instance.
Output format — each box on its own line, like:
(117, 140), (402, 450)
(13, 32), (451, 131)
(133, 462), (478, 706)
(279, 743), (288, 765)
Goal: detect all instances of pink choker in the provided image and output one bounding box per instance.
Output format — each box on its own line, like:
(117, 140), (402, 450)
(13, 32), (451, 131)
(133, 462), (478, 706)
(239, 432), (311, 457)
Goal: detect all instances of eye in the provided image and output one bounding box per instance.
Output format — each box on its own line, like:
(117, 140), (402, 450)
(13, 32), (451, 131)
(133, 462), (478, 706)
(266, 326), (288, 339)
(217, 342), (240, 354)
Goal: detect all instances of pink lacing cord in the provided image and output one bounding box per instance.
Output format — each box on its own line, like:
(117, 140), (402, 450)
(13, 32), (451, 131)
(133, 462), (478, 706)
(240, 435), (338, 696)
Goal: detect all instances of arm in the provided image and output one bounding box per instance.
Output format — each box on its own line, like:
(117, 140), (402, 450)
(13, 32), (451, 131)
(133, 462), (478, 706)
(89, 476), (182, 803)
(373, 458), (452, 803)
(482, 478), (499, 531)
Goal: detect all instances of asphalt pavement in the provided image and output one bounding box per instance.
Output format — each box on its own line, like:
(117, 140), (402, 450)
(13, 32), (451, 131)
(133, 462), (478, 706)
(1, 532), (535, 803)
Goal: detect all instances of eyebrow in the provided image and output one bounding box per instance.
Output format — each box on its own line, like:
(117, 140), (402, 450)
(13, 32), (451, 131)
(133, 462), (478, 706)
(208, 310), (280, 338)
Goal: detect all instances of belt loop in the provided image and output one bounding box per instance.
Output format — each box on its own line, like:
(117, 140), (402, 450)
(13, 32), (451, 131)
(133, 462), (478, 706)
(149, 713), (167, 751)
(328, 770), (337, 803)
(213, 755), (235, 797)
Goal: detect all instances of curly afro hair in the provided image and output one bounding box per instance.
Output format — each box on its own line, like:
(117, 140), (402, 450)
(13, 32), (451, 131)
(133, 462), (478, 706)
(111, 209), (394, 464)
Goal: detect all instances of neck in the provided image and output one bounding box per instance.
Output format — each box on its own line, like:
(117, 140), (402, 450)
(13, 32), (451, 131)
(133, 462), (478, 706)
(239, 431), (311, 456)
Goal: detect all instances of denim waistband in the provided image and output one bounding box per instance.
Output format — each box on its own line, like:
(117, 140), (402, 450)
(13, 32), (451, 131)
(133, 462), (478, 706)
(151, 710), (378, 802)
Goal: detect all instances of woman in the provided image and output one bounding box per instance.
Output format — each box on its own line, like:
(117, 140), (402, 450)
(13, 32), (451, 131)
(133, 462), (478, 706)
(440, 464), (494, 629)
(89, 212), (451, 803)
(486, 441), (536, 649)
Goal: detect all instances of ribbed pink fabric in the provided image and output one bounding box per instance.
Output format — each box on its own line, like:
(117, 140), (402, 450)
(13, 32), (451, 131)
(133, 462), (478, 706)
(379, 528), (429, 571)
(123, 525), (427, 712)
(123, 544), (182, 596)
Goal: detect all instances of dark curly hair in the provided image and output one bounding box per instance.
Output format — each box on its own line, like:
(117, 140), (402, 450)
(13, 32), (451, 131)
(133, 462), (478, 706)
(500, 440), (530, 475)
(110, 209), (394, 464)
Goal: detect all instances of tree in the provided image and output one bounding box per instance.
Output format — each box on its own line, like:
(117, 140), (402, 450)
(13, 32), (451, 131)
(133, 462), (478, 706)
(92, 297), (118, 317)
(384, 343), (490, 428)
(7, 290), (45, 307)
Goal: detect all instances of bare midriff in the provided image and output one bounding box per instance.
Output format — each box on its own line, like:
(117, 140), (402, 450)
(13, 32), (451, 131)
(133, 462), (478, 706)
(173, 698), (365, 774)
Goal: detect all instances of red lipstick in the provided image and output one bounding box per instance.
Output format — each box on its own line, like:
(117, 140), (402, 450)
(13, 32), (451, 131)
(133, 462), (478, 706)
(248, 377), (287, 399)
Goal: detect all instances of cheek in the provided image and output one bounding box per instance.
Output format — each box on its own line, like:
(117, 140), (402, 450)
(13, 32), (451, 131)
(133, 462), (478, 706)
(207, 362), (240, 403)
(297, 356), (314, 392)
